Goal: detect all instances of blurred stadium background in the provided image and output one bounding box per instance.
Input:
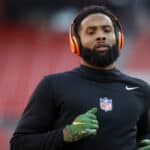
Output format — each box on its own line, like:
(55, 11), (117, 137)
(0, 0), (150, 149)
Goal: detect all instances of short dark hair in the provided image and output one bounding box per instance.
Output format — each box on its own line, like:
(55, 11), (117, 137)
(73, 5), (118, 34)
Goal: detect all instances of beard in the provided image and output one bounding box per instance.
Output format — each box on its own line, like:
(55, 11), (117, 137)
(80, 44), (119, 67)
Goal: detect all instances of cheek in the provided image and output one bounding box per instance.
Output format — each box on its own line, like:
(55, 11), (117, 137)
(80, 35), (94, 48)
(108, 33), (116, 46)
(79, 30), (94, 49)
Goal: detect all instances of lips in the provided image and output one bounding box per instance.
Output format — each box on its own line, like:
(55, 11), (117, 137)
(94, 43), (109, 52)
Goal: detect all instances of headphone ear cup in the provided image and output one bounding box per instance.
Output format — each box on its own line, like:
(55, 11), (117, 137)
(69, 24), (80, 56)
(113, 16), (124, 49)
(118, 31), (124, 49)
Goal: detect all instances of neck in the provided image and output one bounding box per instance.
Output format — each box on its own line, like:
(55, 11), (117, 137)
(81, 59), (116, 70)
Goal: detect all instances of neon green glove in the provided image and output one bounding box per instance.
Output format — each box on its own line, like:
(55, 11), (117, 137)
(63, 107), (99, 142)
(138, 139), (150, 150)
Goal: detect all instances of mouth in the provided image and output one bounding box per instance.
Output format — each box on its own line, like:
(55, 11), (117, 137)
(94, 43), (110, 54)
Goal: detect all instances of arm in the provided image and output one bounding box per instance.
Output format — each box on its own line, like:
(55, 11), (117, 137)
(137, 84), (150, 149)
(137, 107), (150, 142)
(10, 77), (64, 150)
(137, 109), (150, 150)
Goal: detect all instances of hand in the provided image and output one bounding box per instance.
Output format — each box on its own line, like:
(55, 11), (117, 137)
(63, 107), (99, 142)
(138, 139), (150, 150)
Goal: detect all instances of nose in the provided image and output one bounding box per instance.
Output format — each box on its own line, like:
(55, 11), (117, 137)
(96, 30), (106, 41)
(96, 36), (106, 41)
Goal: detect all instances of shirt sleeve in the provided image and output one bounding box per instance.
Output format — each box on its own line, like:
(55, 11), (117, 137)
(10, 76), (64, 150)
(137, 83), (150, 142)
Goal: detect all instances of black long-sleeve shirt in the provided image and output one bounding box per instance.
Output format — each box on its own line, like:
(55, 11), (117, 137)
(10, 65), (150, 150)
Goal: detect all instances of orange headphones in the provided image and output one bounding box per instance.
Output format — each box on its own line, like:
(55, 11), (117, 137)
(69, 13), (124, 56)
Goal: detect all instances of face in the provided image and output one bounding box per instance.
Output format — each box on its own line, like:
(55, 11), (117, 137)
(79, 13), (116, 52)
(78, 13), (119, 67)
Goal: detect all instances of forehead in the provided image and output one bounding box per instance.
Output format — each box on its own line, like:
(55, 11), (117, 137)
(79, 13), (114, 29)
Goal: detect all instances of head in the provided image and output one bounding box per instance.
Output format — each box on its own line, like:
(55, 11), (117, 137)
(69, 5), (124, 68)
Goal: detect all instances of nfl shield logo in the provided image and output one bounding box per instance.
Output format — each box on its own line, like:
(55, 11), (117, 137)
(99, 97), (113, 112)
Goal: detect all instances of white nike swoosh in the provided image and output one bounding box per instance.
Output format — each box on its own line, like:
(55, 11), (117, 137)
(125, 85), (139, 91)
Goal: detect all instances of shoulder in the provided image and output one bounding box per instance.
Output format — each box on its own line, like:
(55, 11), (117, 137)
(39, 69), (78, 87)
(118, 70), (149, 87)
(44, 70), (75, 81)
(119, 70), (150, 97)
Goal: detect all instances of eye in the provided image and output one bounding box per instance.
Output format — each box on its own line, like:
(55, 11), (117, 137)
(103, 26), (112, 33)
(86, 27), (96, 35)
(88, 30), (95, 35)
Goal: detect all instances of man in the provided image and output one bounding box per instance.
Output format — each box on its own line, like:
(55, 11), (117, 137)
(10, 5), (150, 150)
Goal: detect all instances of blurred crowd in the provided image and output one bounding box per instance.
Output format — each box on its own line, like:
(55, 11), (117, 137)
(2, 0), (149, 34)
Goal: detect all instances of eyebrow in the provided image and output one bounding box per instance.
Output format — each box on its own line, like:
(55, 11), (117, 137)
(87, 26), (96, 30)
(87, 25), (113, 29)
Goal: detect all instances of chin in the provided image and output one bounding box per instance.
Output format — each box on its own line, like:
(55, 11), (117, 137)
(80, 45), (119, 67)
